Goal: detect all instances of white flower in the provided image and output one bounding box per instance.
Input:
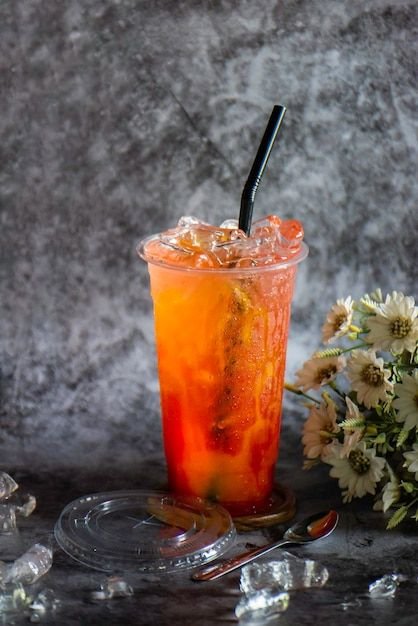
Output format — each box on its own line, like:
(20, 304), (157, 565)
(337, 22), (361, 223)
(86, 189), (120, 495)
(341, 431), (363, 459)
(302, 397), (339, 459)
(294, 355), (346, 392)
(322, 297), (354, 344)
(365, 291), (418, 354)
(393, 370), (418, 431)
(324, 441), (386, 502)
(345, 396), (362, 420)
(346, 350), (393, 409)
(340, 397), (365, 458)
(403, 443), (418, 481)
(359, 289), (384, 313)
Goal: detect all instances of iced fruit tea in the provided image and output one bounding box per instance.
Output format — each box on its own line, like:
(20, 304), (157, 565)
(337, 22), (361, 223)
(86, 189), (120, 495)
(138, 216), (307, 516)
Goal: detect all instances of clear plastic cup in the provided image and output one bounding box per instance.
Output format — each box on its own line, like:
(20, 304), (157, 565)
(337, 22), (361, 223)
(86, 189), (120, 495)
(138, 219), (308, 516)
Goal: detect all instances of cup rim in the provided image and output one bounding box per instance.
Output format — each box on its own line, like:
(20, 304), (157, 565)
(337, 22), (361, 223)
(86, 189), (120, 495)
(137, 236), (309, 275)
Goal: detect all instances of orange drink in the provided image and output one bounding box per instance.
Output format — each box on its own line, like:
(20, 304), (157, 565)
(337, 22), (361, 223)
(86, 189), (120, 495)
(138, 216), (307, 516)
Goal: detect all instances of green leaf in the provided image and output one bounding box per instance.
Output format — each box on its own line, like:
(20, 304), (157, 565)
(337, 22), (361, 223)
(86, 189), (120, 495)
(401, 482), (415, 494)
(381, 399), (393, 414)
(386, 506), (408, 529)
(374, 433), (386, 444)
(391, 365), (403, 383)
(396, 429), (409, 449)
(339, 417), (365, 430)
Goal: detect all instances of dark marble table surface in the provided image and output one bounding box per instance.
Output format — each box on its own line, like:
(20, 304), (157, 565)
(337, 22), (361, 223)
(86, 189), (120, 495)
(5, 418), (417, 626)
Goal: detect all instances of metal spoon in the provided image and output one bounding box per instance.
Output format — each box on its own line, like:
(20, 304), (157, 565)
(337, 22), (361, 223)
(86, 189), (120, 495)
(192, 509), (339, 582)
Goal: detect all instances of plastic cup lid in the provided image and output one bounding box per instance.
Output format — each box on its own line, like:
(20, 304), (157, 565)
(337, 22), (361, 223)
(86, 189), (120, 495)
(54, 490), (236, 574)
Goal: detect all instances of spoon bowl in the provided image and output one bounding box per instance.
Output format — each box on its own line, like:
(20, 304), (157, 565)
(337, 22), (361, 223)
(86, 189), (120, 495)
(285, 510), (339, 542)
(192, 509), (339, 582)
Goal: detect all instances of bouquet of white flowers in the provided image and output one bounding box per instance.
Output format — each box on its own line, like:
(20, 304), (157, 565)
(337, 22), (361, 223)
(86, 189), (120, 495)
(287, 290), (418, 528)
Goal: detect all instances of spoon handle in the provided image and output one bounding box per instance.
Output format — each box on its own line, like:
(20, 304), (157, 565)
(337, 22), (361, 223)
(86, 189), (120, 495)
(192, 538), (291, 581)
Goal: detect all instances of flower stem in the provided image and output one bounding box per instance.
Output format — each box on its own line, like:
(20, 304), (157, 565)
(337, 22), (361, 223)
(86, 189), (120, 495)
(284, 383), (320, 404)
(338, 342), (370, 354)
(404, 497), (418, 512)
(327, 381), (346, 399)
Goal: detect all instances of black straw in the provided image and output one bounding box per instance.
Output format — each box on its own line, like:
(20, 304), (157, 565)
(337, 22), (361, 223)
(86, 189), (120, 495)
(238, 105), (287, 235)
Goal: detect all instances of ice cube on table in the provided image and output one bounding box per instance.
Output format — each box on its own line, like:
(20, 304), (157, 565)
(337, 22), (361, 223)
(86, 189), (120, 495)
(235, 588), (289, 621)
(0, 509), (23, 560)
(369, 573), (399, 598)
(29, 588), (61, 623)
(0, 472), (18, 500)
(0, 504), (18, 534)
(4, 543), (53, 585)
(240, 551), (329, 594)
(4, 492), (37, 518)
(0, 582), (30, 613)
(90, 576), (134, 601)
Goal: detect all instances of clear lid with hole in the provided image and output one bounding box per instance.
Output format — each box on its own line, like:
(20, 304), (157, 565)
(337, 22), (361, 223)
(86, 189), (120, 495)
(54, 490), (236, 574)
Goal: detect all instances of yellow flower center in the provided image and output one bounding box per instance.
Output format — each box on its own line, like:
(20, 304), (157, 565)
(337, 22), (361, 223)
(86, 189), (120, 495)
(314, 365), (337, 385)
(333, 313), (347, 332)
(361, 364), (384, 387)
(348, 449), (370, 475)
(390, 316), (412, 338)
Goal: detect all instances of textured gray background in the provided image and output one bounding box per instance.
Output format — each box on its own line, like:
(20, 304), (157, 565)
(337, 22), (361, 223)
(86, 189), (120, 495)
(1, 0), (417, 477)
